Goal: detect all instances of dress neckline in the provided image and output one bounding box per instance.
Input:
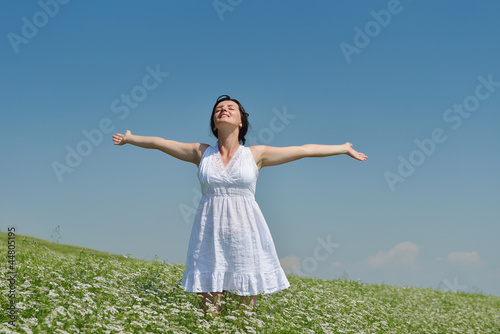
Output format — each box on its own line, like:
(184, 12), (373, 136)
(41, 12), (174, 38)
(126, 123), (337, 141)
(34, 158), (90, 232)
(214, 144), (244, 174)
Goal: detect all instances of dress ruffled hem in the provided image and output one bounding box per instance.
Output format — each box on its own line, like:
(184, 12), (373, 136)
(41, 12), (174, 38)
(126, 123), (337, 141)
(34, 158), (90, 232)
(181, 268), (290, 296)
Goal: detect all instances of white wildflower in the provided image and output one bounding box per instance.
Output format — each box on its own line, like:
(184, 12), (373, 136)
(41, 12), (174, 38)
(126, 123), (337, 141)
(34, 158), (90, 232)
(21, 280), (32, 288)
(131, 321), (144, 328)
(48, 290), (58, 298)
(55, 306), (67, 316)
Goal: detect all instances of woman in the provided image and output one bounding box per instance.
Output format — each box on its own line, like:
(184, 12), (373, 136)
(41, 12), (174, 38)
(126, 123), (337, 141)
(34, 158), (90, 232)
(112, 95), (367, 315)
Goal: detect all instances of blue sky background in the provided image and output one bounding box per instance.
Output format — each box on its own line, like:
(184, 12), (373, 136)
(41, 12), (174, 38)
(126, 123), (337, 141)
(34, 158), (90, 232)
(1, 0), (499, 296)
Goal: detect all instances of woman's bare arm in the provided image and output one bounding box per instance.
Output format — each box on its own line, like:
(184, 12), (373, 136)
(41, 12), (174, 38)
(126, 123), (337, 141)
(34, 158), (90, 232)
(112, 130), (208, 166)
(251, 142), (367, 169)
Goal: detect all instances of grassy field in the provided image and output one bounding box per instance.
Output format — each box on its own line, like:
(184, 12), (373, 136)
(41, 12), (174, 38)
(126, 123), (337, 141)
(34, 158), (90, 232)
(1, 232), (499, 333)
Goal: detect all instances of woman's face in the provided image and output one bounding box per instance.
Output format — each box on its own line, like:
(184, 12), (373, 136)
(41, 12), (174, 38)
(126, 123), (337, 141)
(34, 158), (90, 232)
(213, 100), (242, 131)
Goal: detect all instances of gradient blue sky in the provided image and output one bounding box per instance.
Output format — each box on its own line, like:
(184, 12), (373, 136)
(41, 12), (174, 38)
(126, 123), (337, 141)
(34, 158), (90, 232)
(1, 1), (499, 296)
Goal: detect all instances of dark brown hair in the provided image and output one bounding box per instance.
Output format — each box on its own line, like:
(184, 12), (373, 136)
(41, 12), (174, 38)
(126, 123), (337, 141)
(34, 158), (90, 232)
(210, 95), (250, 145)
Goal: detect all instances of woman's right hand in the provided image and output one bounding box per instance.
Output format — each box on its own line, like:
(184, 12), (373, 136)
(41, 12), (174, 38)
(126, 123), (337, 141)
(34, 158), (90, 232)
(112, 130), (131, 146)
(344, 142), (368, 161)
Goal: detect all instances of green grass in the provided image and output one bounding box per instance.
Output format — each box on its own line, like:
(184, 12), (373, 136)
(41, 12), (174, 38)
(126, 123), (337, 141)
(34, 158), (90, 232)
(1, 232), (499, 333)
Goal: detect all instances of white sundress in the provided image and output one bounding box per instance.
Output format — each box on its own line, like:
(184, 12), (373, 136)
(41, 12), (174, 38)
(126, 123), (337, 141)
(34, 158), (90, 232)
(181, 142), (290, 296)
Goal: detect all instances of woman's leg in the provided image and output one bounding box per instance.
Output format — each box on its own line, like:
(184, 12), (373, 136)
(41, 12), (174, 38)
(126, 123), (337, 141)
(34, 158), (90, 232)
(239, 294), (257, 308)
(198, 291), (258, 315)
(197, 292), (224, 316)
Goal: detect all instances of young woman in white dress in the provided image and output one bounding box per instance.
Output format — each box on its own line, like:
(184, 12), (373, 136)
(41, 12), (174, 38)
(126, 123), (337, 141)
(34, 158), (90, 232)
(112, 95), (367, 314)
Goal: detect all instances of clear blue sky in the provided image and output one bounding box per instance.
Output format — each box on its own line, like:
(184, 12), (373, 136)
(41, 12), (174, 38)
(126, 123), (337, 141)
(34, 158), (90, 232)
(1, 0), (499, 296)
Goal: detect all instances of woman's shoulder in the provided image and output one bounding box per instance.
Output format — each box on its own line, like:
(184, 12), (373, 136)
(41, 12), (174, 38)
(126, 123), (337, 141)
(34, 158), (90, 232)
(248, 145), (266, 154)
(199, 143), (212, 156)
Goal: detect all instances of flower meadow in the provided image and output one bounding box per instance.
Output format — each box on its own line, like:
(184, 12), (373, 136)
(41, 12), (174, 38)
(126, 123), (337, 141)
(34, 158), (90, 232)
(1, 233), (499, 333)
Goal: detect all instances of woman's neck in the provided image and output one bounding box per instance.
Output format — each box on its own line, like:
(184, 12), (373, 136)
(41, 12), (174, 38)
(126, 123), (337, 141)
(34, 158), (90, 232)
(217, 129), (241, 155)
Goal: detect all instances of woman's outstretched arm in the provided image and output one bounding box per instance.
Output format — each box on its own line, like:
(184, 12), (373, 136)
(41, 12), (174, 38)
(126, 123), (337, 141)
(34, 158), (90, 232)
(251, 142), (367, 169)
(112, 130), (208, 166)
